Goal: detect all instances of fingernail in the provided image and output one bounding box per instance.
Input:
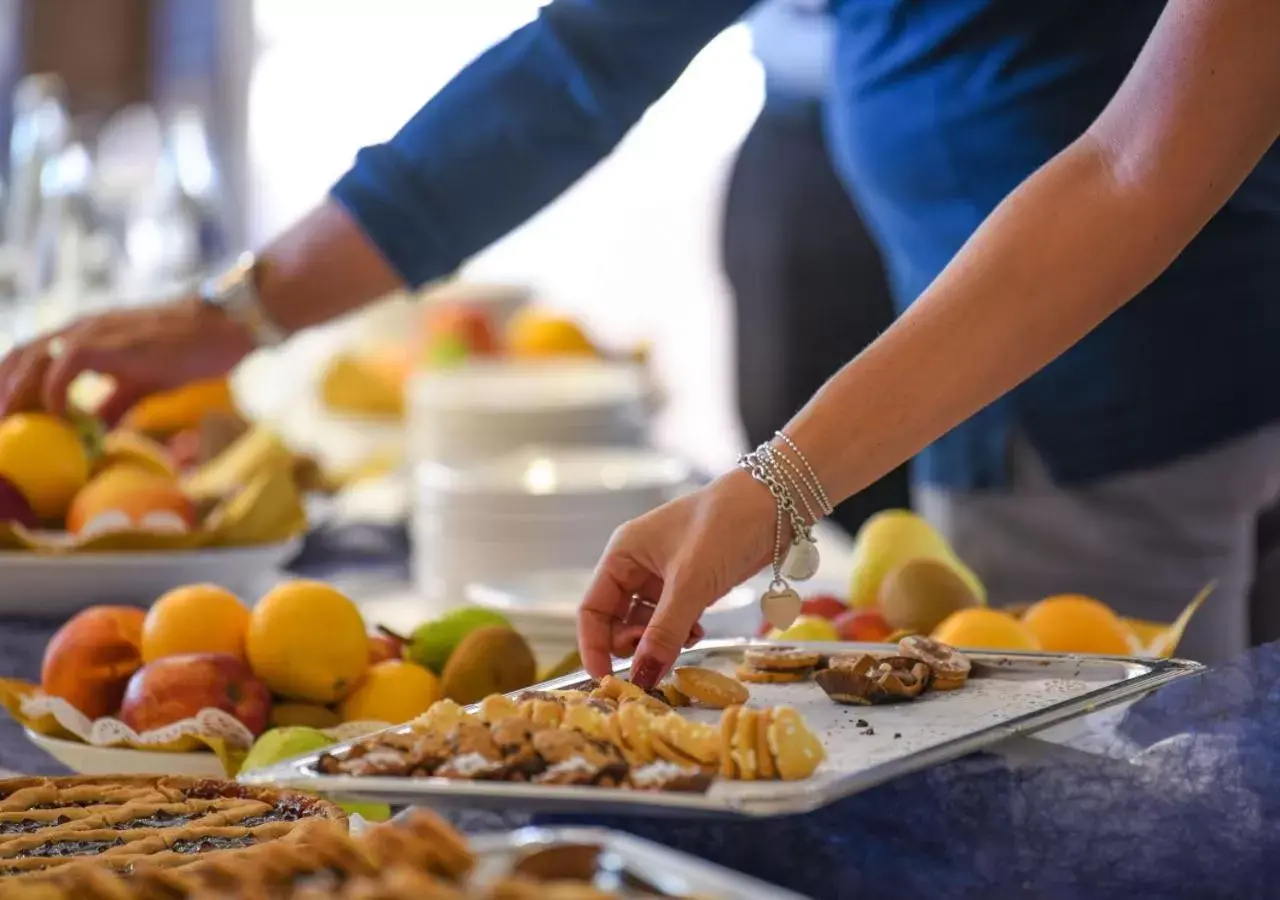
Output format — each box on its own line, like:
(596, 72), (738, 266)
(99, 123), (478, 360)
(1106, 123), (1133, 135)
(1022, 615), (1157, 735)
(631, 656), (662, 690)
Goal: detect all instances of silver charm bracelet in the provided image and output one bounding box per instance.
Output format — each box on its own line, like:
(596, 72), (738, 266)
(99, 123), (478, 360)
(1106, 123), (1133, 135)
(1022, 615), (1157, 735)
(737, 432), (833, 631)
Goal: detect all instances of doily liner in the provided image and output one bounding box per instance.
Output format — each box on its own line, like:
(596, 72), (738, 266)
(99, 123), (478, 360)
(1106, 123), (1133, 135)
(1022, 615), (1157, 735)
(1, 679), (395, 780)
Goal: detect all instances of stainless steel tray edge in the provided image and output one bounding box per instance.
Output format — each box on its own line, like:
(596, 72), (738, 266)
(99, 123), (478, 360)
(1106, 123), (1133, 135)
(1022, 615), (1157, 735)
(241, 639), (1204, 819)
(464, 824), (815, 899)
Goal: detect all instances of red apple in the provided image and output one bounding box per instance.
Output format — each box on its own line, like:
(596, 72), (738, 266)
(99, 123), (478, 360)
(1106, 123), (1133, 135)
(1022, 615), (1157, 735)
(368, 626), (408, 665)
(833, 608), (893, 643)
(422, 304), (500, 356)
(119, 653), (271, 737)
(800, 594), (848, 621)
(0, 475), (38, 529)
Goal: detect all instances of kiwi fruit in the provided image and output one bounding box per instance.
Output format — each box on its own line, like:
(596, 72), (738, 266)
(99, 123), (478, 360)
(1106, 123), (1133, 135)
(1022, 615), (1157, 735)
(878, 557), (981, 634)
(441, 626), (538, 705)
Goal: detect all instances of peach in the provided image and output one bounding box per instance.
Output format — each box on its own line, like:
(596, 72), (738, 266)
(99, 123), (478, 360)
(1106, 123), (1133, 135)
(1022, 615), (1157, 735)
(800, 594), (848, 621)
(368, 627), (407, 665)
(421, 304), (500, 356)
(119, 653), (271, 737)
(41, 606), (147, 720)
(833, 608), (894, 643)
(66, 467), (197, 538)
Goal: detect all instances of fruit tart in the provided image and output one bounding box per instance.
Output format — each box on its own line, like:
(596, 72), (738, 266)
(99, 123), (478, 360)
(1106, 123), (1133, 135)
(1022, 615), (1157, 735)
(0, 775), (344, 877)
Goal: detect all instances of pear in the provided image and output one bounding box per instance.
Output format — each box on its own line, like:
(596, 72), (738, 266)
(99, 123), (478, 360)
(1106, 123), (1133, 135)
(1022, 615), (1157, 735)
(847, 510), (985, 610)
(406, 607), (513, 674)
(239, 726), (334, 775)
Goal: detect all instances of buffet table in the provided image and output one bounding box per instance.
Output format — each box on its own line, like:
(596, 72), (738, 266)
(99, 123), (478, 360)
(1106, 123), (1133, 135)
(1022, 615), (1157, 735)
(0, 507), (1271, 899)
(3, 604), (1276, 899)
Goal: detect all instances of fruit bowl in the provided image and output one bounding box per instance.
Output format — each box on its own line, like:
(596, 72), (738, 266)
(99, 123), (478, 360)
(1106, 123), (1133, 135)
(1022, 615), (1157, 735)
(25, 730), (229, 777)
(0, 536), (302, 616)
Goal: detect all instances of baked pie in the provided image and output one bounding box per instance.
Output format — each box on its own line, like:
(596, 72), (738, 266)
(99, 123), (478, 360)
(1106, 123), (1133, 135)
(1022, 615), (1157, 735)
(0, 776), (344, 877)
(6, 810), (653, 899)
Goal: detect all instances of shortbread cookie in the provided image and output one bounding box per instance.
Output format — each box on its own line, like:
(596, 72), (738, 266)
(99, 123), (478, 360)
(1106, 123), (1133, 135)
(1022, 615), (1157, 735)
(615, 701), (662, 764)
(731, 708), (760, 781)
(735, 663), (811, 684)
(477, 693), (521, 724)
(719, 706), (741, 779)
(561, 701), (612, 741)
(755, 707), (778, 780)
(767, 706), (826, 781)
(672, 666), (750, 709)
(899, 635), (971, 690)
(655, 681), (691, 707)
(743, 646), (822, 671)
(654, 714), (719, 768)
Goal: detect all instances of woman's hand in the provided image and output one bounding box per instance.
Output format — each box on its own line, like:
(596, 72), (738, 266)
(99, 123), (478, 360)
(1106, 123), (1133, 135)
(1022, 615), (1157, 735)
(578, 468), (779, 689)
(0, 297), (255, 423)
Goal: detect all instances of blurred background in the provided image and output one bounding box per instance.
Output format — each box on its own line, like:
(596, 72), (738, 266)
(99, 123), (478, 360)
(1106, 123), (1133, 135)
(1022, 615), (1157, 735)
(0, 0), (765, 473)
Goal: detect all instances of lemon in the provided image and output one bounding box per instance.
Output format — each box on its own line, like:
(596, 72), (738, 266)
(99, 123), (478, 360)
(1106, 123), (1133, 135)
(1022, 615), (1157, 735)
(0, 413), (90, 520)
(339, 660), (444, 725)
(246, 580), (369, 703)
(505, 311), (597, 358)
(768, 615), (840, 642)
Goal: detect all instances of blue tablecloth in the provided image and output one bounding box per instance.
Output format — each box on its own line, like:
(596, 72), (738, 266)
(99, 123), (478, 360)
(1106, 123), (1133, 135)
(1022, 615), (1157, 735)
(2, 527), (1276, 899)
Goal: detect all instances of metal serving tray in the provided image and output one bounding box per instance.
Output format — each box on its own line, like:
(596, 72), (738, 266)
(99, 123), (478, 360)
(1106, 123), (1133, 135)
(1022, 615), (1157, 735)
(241, 639), (1202, 818)
(464, 824), (812, 899)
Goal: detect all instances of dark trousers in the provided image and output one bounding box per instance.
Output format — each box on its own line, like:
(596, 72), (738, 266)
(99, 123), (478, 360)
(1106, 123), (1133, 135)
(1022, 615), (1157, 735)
(721, 99), (909, 536)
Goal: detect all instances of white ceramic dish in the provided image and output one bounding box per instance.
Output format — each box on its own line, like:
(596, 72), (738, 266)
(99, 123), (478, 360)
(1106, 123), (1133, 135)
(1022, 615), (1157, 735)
(405, 361), (651, 465)
(0, 537), (301, 615)
(26, 730), (228, 777)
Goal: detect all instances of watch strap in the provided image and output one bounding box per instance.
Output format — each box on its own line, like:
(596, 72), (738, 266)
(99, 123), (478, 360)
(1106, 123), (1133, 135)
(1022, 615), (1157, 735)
(198, 252), (286, 348)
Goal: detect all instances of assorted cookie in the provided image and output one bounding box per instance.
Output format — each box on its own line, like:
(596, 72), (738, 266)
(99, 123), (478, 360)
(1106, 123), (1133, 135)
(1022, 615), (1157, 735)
(736, 646), (822, 683)
(671, 666), (751, 708)
(898, 634), (972, 690)
(813, 637), (972, 707)
(316, 682), (824, 791)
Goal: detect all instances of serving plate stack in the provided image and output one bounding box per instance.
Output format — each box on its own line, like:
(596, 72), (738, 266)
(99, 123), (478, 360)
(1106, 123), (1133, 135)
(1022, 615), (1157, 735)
(411, 446), (690, 611)
(405, 360), (652, 466)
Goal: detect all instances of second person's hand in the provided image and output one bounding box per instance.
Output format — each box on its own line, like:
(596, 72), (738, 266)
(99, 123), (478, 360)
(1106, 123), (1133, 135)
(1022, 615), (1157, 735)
(577, 468), (779, 690)
(0, 297), (255, 423)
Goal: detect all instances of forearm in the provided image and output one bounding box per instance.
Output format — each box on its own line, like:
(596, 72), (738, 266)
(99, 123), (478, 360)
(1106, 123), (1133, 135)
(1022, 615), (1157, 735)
(254, 201), (404, 335)
(785, 143), (1170, 501)
(784, 0), (1280, 504)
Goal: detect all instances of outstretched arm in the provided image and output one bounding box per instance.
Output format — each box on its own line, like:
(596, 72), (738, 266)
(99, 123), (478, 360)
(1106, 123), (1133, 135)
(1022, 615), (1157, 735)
(260, 0), (756, 335)
(582, 0), (1280, 683)
(786, 0), (1280, 504)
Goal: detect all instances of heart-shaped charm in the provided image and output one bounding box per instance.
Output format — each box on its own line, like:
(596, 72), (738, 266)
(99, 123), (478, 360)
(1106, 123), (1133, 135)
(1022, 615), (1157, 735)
(760, 583), (802, 631)
(783, 538), (820, 581)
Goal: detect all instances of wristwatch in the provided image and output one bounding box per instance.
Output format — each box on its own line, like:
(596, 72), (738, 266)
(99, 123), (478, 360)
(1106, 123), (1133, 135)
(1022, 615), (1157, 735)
(197, 252), (286, 348)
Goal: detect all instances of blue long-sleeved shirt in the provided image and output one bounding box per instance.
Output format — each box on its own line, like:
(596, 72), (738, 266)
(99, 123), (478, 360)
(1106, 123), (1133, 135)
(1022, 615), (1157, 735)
(332, 0), (1280, 490)
(747, 0), (833, 101)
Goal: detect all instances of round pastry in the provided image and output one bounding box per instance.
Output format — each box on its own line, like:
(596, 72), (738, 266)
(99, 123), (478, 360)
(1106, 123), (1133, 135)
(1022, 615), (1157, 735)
(898, 635), (972, 690)
(671, 666), (751, 709)
(742, 646), (822, 672)
(735, 664), (811, 684)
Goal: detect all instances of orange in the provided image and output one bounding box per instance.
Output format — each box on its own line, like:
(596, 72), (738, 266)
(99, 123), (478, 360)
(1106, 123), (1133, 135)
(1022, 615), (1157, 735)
(246, 580), (369, 703)
(67, 466), (196, 537)
(0, 413), (90, 520)
(504, 310), (597, 359)
(141, 584), (251, 664)
(932, 608), (1041, 651)
(1022, 595), (1134, 655)
(338, 660), (443, 725)
(120, 378), (236, 434)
